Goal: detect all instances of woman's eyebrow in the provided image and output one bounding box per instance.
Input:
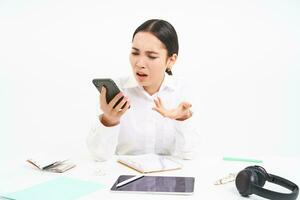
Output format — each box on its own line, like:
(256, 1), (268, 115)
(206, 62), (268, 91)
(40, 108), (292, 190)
(132, 47), (159, 55)
(146, 51), (159, 55)
(132, 47), (139, 51)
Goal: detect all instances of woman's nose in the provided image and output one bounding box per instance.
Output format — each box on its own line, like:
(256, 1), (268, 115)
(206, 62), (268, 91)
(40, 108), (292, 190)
(136, 58), (146, 68)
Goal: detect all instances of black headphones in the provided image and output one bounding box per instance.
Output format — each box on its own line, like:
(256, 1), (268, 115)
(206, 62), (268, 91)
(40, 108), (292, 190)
(235, 165), (299, 200)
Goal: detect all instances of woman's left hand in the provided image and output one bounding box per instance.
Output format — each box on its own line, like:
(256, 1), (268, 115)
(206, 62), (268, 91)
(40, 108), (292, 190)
(152, 97), (193, 121)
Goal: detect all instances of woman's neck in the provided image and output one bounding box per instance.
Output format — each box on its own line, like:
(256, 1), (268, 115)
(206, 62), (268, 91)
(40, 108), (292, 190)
(143, 76), (165, 96)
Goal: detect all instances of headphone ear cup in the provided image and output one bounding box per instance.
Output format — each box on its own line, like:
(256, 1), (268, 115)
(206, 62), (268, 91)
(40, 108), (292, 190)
(253, 168), (267, 187)
(235, 169), (258, 197)
(246, 166), (267, 187)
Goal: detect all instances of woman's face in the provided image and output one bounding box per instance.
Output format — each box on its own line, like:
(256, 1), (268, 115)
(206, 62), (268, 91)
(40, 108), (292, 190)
(129, 32), (174, 94)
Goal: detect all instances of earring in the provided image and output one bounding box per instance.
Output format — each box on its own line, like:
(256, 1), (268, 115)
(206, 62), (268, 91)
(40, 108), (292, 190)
(166, 68), (173, 75)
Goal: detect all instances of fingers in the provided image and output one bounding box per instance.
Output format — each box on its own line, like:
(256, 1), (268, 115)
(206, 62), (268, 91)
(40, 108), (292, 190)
(152, 107), (167, 117)
(114, 96), (128, 111)
(181, 102), (192, 109)
(153, 97), (167, 117)
(99, 89), (130, 126)
(153, 98), (160, 108)
(154, 97), (164, 108)
(189, 110), (193, 117)
(118, 101), (130, 115)
(157, 97), (163, 105)
(108, 92), (124, 108)
(100, 88), (129, 114)
(152, 106), (162, 113)
(100, 86), (107, 104)
(175, 107), (193, 121)
(153, 98), (193, 120)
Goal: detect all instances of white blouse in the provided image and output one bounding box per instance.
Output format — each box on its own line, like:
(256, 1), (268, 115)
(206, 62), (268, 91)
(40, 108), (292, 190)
(87, 75), (199, 161)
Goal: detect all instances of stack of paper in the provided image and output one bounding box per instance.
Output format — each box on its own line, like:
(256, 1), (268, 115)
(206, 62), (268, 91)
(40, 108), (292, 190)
(27, 153), (75, 173)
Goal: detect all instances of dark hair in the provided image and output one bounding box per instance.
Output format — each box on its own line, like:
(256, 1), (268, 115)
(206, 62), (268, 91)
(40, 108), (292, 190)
(132, 19), (179, 75)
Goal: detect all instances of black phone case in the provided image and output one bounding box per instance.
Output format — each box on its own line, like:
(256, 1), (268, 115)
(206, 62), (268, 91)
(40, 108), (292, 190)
(92, 78), (126, 109)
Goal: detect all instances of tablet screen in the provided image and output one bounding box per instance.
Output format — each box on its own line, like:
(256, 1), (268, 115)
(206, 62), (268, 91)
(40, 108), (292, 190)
(110, 175), (195, 195)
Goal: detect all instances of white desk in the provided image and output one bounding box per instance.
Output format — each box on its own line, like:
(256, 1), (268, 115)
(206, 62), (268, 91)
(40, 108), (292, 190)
(1, 153), (299, 200)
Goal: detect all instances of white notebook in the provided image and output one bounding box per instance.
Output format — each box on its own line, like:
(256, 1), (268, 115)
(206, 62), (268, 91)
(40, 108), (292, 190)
(117, 153), (182, 173)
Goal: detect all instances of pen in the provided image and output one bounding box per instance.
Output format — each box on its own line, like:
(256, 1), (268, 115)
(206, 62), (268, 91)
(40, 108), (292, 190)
(116, 175), (144, 188)
(223, 156), (263, 163)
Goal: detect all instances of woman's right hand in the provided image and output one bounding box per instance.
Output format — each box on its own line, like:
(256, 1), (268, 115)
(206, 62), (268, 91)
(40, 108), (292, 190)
(99, 87), (130, 127)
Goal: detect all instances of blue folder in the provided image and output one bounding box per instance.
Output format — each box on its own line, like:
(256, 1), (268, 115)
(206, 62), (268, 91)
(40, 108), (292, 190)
(1, 176), (104, 200)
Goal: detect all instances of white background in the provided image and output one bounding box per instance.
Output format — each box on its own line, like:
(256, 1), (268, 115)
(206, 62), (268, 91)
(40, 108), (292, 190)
(0, 0), (299, 164)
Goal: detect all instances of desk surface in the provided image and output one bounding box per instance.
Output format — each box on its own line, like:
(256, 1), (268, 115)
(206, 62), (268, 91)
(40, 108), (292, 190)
(1, 153), (299, 200)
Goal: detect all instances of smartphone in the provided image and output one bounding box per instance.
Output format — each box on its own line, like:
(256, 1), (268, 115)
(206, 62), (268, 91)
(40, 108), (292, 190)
(92, 78), (127, 109)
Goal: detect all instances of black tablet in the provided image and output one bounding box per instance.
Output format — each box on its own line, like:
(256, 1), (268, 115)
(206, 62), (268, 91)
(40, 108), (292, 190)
(110, 175), (195, 195)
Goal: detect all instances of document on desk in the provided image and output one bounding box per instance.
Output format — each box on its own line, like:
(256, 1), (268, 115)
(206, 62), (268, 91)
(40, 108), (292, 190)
(26, 153), (76, 173)
(1, 177), (104, 200)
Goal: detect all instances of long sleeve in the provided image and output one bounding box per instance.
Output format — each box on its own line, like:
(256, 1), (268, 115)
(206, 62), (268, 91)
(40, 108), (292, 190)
(86, 114), (120, 161)
(172, 77), (200, 160)
(173, 114), (200, 160)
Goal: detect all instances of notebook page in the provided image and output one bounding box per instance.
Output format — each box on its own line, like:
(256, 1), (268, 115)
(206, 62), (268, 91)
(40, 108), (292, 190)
(118, 153), (182, 173)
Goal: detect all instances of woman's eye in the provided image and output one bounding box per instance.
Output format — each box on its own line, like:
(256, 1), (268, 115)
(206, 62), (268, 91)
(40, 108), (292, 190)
(131, 52), (139, 55)
(148, 56), (157, 59)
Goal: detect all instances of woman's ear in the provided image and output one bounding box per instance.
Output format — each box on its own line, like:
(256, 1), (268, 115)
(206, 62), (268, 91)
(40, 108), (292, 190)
(166, 53), (177, 71)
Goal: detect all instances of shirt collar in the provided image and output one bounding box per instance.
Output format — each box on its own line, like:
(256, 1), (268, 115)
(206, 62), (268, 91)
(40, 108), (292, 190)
(123, 74), (176, 91)
(159, 74), (176, 91)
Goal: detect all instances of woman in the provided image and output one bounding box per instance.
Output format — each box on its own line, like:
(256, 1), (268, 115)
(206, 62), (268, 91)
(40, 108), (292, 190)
(87, 19), (198, 161)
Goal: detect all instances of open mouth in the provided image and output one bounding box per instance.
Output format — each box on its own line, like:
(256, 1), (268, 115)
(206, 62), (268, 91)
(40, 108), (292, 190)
(136, 72), (148, 77)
